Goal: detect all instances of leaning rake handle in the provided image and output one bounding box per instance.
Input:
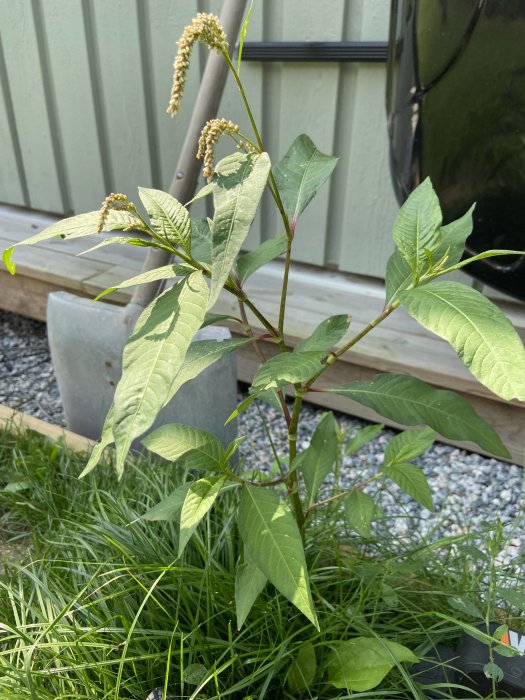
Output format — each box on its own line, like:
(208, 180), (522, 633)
(129, 0), (248, 313)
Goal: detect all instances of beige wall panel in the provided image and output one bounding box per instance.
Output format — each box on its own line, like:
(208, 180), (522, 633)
(40, 0), (106, 214)
(0, 1), (63, 212)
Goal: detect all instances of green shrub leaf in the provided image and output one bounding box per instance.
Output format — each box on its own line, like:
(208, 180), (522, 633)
(191, 218), (212, 264)
(392, 178), (442, 277)
(209, 152), (271, 306)
(238, 484), (318, 627)
(273, 134), (338, 227)
(179, 476), (225, 556)
(167, 336), (253, 402)
(447, 595), (484, 619)
(383, 427), (435, 467)
(295, 315), (350, 353)
(79, 406), (115, 477)
(142, 423), (225, 470)
(399, 281), (525, 401)
(139, 187), (191, 252)
(301, 412), (338, 504)
(235, 553), (267, 630)
(112, 271), (209, 476)
(288, 642), (317, 694)
(142, 482), (191, 521)
(344, 424), (384, 455)
(327, 637), (418, 691)
(435, 204), (475, 266)
(251, 351), (324, 391)
(497, 588), (525, 610)
(330, 373), (509, 458)
(385, 250), (412, 306)
(2, 209), (142, 275)
(383, 463), (433, 510)
(344, 490), (376, 538)
(235, 232), (287, 283)
(94, 263), (193, 301)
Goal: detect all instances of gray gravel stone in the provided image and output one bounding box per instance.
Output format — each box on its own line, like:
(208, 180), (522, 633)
(0, 309), (523, 560)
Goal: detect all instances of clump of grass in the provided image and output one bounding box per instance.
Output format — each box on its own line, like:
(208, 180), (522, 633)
(0, 424), (523, 699)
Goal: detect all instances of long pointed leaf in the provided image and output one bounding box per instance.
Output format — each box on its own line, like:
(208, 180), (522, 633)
(142, 423), (225, 470)
(383, 463), (433, 510)
(209, 152), (271, 306)
(392, 178), (442, 276)
(273, 134), (338, 228)
(330, 373), (509, 457)
(301, 412), (338, 505)
(79, 405), (115, 478)
(139, 187), (191, 252)
(179, 476), (225, 556)
(399, 282), (525, 401)
(94, 264), (193, 301)
(112, 271), (209, 475)
(142, 483), (192, 521)
(251, 351), (325, 391)
(3, 209), (142, 274)
(383, 427), (435, 467)
(235, 552), (267, 630)
(238, 484), (318, 627)
(235, 232), (287, 283)
(167, 336), (253, 400)
(295, 315), (350, 353)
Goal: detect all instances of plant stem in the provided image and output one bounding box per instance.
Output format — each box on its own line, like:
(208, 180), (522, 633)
(287, 392), (305, 530)
(304, 300), (401, 392)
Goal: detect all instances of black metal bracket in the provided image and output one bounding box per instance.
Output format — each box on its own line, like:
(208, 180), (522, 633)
(239, 41), (388, 63)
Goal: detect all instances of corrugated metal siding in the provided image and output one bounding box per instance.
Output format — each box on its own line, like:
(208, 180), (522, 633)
(0, 0), (398, 278)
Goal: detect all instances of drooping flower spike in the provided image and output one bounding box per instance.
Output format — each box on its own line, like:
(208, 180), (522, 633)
(197, 118), (240, 178)
(167, 13), (229, 116)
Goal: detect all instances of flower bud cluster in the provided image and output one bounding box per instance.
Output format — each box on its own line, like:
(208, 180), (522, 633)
(96, 193), (134, 233)
(167, 13), (228, 116)
(197, 118), (240, 178)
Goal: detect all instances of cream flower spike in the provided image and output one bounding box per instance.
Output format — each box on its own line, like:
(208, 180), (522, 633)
(197, 118), (240, 179)
(96, 193), (133, 233)
(167, 13), (228, 116)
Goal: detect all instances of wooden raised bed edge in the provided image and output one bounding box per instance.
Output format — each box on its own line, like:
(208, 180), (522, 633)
(0, 404), (94, 453)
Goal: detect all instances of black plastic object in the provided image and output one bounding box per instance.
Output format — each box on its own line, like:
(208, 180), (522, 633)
(387, 1), (525, 300)
(411, 624), (525, 697)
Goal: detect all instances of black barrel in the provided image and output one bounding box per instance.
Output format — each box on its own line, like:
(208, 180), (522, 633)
(387, 0), (525, 300)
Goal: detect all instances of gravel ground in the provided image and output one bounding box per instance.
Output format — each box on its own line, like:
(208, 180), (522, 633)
(1, 308), (523, 556)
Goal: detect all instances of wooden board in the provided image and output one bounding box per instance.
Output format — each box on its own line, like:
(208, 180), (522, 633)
(0, 404), (94, 454)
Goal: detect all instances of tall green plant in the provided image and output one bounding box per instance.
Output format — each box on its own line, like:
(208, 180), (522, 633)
(4, 10), (525, 693)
